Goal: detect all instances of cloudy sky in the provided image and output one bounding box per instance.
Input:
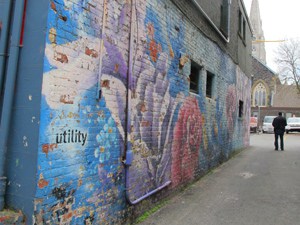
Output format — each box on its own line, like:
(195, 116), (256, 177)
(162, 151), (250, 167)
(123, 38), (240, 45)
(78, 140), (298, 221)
(243, 0), (300, 71)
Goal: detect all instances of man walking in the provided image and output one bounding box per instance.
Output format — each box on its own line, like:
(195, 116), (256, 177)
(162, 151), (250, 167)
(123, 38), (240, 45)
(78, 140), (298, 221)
(272, 112), (287, 151)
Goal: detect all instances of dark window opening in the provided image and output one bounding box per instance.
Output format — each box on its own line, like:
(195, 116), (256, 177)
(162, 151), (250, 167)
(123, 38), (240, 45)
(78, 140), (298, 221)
(206, 71), (214, 98)
(190, 62), (201, 94)
(239, 100), (244, 118)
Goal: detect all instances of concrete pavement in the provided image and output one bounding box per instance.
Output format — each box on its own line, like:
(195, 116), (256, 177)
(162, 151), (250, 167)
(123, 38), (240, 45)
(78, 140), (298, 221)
(137, 133), (300, 225)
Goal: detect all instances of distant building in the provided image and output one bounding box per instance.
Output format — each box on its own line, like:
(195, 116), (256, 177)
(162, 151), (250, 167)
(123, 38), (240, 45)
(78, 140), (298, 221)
(251, 56), (278, 109)
(273, 85), (300, 108)
(249, 0), (300, 125)
(251, 56), (300, 126)
(250, 0), (266, 63)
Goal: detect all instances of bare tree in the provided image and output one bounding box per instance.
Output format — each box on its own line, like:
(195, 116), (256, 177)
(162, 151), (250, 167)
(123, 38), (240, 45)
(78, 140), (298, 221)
(275, 39), (300, 94)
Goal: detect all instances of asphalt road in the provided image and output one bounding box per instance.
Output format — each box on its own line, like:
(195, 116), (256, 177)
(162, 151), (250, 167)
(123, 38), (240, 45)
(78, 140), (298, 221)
(137, 133), (300, 225)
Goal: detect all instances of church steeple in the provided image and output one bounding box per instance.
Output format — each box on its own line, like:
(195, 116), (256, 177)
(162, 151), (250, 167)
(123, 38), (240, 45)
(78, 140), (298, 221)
(250, 0), (267, 63)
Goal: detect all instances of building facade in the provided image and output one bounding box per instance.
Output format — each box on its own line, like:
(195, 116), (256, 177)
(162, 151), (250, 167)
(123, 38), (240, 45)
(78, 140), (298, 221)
(0, 0), (252, 224)
(251, 56), (300, 125)
(251, 57), (278, 109)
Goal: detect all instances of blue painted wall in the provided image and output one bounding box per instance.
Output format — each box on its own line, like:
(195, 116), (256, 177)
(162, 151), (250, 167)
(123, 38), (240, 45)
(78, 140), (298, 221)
(5, 0), (48, 223)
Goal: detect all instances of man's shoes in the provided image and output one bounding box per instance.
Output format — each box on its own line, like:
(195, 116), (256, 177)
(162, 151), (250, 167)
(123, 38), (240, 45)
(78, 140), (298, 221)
(275, 149), (278, 151)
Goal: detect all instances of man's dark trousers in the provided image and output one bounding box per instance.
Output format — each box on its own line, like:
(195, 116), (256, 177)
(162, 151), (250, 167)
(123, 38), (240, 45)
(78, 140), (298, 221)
(274, 132), (284, 150)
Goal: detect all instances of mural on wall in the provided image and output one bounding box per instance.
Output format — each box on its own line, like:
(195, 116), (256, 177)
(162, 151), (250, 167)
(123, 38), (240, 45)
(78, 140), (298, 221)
(236, 67), (251, 147)
(226, 84), (237, 136)
(34, 0), (251, 223)
(35, 0), (129, 223)
(125, 1), (187, 201)
(171, 97), (202, 187)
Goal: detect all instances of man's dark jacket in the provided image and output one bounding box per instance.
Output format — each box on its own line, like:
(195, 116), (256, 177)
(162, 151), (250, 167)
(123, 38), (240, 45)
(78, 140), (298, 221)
(272, 116), (287, 134)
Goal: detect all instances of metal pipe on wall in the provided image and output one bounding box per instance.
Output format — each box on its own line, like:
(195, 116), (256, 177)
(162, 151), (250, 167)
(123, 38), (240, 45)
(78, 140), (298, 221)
(96, 0), (107, 100)
(124, 0), (135, 204)
(124, 0), (171, 205)
(0, 0), (26, 210)
(0, 0), (13, 106)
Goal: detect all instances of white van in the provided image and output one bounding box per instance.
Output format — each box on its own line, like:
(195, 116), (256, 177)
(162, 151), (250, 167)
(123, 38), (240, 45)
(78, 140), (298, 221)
(285, 117), (300, 133)
(262, 116), (276, 133)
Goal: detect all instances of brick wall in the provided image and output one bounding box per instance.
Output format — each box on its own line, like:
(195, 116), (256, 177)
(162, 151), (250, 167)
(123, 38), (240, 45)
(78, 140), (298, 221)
(251, 56), (277, 107)
(32, 0), (251, 224)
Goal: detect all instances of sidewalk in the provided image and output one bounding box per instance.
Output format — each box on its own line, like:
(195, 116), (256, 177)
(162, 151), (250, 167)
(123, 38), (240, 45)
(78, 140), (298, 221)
(137, 134), (300, 225)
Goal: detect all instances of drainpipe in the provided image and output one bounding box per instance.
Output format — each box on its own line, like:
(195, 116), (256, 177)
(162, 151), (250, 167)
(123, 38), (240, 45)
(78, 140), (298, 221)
(0, 0), (26, 210)
(123, 0), (135, 204)
(96, 0), (107, 100)
(0, 0), (13, 105)
(124, 0), (171, 205)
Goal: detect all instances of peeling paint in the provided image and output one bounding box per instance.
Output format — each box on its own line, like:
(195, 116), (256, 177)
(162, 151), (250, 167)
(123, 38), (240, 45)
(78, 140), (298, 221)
(50, 2), (56, 12)
(179, 54), (189, 68)
(55, 52), (68, 63)
(38, 174), (49, 189)
(85, 47), (98, 58)
(49, 27), (56, 45)
(22, 136), (28, 147)
(60, 95), (74, 104)
(42, 143), (57, 157)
